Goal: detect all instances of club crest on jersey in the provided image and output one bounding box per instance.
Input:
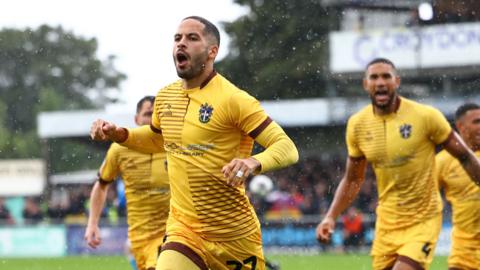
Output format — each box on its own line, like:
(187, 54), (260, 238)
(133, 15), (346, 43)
(399, 124), (412, 139)
(199, 103), (214, 123)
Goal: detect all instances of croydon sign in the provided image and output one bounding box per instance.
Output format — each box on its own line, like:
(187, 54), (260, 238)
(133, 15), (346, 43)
(330, 22), (480, 72)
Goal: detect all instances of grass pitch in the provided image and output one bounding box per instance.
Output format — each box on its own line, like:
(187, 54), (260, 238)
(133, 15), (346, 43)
(1, 254), (448, 270)
(267, 254), (448, 270)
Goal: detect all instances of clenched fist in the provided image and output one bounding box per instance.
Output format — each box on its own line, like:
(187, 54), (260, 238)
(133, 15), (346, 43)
(90, 119), (127, 142)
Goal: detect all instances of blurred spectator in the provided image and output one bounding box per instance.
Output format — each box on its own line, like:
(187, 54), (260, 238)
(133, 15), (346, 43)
(299, 191), (318, 215)
(265, 175), (302, 220)
(248, 191), (270, 218)
(313, 181), (331, 216)
(65, 185), (89, 224)
(47, 188), (70, 222)
(356, 174), (377, 213)
(289, 184), (305, 207)
(342, 207), (364, 252)
(0, 197), (15, 225)
(22, 197), (44, 225)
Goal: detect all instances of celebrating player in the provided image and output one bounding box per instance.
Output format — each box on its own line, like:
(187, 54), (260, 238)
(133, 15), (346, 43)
(316, 58), (480, 270)
(85, 96), (169, 270)
(90, 16), (298, 270)
(436, 103), (480, 270)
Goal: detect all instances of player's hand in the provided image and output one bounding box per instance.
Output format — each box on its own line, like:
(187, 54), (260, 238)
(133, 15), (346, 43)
(90, 119), (119, 141)
(222, 157), (260, 187)
(316, 216), (335, 243)
(84, 225), (102, 248)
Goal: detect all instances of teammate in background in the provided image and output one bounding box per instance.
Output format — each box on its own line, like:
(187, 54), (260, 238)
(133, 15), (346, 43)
(85, 96), (170, 270)
(90, 16), (298, 270)
(436, 103), (480, 270)
(316, 58), (480, 270)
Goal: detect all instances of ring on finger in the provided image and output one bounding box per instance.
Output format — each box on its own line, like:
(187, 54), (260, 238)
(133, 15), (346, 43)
(235, 170), (244, 178)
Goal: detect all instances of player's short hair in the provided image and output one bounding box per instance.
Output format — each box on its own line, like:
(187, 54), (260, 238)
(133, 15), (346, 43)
(455, 103), (480, 122)
(183, 16), (220, 47)
(365, 58), (397, 74)
(136, 96), (155, 113)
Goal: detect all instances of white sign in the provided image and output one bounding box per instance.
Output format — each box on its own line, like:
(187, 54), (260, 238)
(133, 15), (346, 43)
(0, 159), (46, 196)
(0, 226), (66, 257)
(330, 22), (480, 72)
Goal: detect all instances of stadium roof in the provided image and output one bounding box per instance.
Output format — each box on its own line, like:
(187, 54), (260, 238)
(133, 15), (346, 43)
(50, 169), (96, 185)
(37, 96), (479, 139)
(37, 98), (368, 139)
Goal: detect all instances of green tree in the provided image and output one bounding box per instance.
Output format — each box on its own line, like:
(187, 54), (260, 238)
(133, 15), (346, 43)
(0, 25), (125, 160)
(217, 0), (337, 100)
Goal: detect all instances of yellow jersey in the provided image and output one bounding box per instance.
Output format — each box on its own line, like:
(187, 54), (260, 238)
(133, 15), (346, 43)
(436, 150), (480, 238)
(140, 72), (296, 241)
(346, 97), (452, 230)
(99, 143), (170, 245)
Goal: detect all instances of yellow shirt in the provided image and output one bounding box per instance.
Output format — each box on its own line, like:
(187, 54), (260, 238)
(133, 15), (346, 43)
(346, 97), (451, 230)
(436, 150), (480, 238)
(99, 143), (170, 245)
(124, 73), (297, 241)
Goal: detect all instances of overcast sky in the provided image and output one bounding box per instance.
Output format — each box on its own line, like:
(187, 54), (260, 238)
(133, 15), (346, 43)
(0, 0), (247, 111)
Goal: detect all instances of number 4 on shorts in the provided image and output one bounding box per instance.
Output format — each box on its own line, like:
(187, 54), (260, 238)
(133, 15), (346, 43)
(422, 242), (431, 257)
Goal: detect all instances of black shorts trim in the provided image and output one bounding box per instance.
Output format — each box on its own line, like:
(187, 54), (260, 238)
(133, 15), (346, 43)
(397, 255), (424, 270)
(160, 242), (208, 270)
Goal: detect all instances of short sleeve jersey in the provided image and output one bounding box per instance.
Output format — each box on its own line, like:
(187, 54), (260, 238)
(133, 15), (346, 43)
(346, 97), (452, 230)
(152, 73), (269, 241)
(99, 143), (170, 244)
(436, 149), (480, 238)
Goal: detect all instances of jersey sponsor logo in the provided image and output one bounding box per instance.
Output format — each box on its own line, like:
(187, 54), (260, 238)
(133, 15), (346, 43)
(399, 124), (412, 139)
(199, 103), (214, 123)
(164, 142), (206, 156)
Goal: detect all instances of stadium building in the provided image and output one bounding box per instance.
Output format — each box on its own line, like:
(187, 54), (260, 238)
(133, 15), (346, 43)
(1, 0), (479, 267)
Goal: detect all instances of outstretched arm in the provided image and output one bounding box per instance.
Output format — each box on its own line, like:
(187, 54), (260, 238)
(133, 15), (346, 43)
(120, 125), (165, 153)
(316, 156), (367, 243)
(443, 131), (480, 186)
(84, 181), (109, 248)
(90, 119), (164, 153)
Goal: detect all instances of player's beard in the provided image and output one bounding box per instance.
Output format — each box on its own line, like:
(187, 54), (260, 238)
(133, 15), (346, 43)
(175, 50), (209, 80)
(370, 91), (396, 110)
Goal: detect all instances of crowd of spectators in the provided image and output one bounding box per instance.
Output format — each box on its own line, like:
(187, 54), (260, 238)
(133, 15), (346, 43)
(248, 155), (377, 221)
(0, 182), (125, 226)
(0, 155), (378, 228)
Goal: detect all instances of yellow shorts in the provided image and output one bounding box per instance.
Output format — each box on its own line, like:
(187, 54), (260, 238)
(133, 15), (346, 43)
(157, 214), (265, 270)
(131, 235), (165, 270)
(448, 228), (480, 270)
(371, 214), (442, 270)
